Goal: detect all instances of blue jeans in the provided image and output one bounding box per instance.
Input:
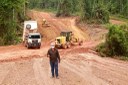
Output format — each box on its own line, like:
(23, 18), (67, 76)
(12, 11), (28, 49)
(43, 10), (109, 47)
(50, 61), (58, 77)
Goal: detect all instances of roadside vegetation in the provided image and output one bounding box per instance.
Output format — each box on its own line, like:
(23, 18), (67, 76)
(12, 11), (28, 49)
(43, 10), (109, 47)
(96, 24), (128, 59)
(0, 0), (28, 45)
(28, 0), (128, 22)
(1, 0), (128, 45)
(27, 0), (128, 59)
(1, 0), (128, 60)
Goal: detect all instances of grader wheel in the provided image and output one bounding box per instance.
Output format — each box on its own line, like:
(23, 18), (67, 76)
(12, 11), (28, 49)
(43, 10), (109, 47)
(62, 44), (68, 49)
(79, 41), (83, 46)
(67, 44), (71, 48)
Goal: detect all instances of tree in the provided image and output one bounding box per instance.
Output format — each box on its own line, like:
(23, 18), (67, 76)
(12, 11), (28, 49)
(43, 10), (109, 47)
(0, 0), (25, 45)
(80, 0), (109, 23)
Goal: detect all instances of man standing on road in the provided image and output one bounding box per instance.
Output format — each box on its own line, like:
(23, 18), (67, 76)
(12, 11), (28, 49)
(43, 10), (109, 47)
(47, 43), (60, 78)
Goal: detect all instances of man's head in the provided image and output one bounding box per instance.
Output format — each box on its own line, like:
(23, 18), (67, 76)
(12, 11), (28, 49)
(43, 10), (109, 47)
(51, 43), (55, 49)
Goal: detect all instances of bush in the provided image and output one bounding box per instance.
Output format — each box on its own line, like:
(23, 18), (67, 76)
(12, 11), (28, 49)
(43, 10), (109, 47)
(94, 4), (110, 24)
(80, 0), (109, 24)
(96, 43), (107, 57)
(0, 38), (4, 46)
(97, 24), (128, 57)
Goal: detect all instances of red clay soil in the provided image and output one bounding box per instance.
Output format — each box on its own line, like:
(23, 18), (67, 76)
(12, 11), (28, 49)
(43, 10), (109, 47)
(27, 10), (88, 42)
(0, 10), (128, 85)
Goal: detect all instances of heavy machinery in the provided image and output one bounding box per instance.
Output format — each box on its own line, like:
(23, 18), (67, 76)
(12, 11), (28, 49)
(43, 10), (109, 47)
(42, 18), (50, 27)
(23, 21), (42, 49)
(55, 31), (83, 49)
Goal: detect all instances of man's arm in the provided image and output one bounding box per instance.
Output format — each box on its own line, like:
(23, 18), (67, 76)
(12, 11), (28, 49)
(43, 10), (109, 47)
(57, 50), (60, 63)
(47, 50), (50, 57)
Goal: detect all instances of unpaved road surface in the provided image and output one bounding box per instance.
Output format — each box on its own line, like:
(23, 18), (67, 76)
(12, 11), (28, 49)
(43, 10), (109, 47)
(0, 11), (128, 85)
(110, 19), (127, 25)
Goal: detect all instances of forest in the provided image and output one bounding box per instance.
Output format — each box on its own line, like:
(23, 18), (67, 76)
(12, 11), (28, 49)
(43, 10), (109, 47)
(28, 0), (128, 21)
(0, 0), (128, 57)
(0, 0), (26, 45)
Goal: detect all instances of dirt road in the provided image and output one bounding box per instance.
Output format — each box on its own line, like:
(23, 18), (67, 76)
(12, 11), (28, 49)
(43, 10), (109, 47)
(0, 10), (128, 85)
(110, 19), (126, 25)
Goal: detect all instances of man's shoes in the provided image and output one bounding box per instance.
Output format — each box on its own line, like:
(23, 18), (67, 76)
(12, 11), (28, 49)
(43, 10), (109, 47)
(56, 76), (59, 79)
(51, 75), (54, 78)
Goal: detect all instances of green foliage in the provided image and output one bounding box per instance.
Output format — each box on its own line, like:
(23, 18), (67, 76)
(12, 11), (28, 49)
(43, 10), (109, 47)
(120, 56), (128, 61)
(96, 43), (109, 57)
(28, 0), (59, 10)
(94, 4), (109, 23)
(56, 0), (72, 17)
(1, 0), (128, 46)
(28, 0), (79, 17)
(80, 0), (109, 23)
(105, 0), (128, 18)
(107, 25), (128, 56)
(97, 25), (128, 57)
(28, 0), (128, 20)
(0, 0), (25, 45)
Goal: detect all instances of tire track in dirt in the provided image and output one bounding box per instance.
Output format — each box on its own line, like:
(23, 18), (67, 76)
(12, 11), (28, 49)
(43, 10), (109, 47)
(33, 58), (46, 85)
(61, 60), (109, 85)
(0, 63), (14, 84)
(0, 60), (38, 85)
(59, 65), (88, 85)
(81, 53), (128, 76)
(78, 53), (128, 85)
(33, 58), (62, 85)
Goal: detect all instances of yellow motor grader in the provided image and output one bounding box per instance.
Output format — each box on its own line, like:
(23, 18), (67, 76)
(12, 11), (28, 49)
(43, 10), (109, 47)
(55, 31), (83, 49)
